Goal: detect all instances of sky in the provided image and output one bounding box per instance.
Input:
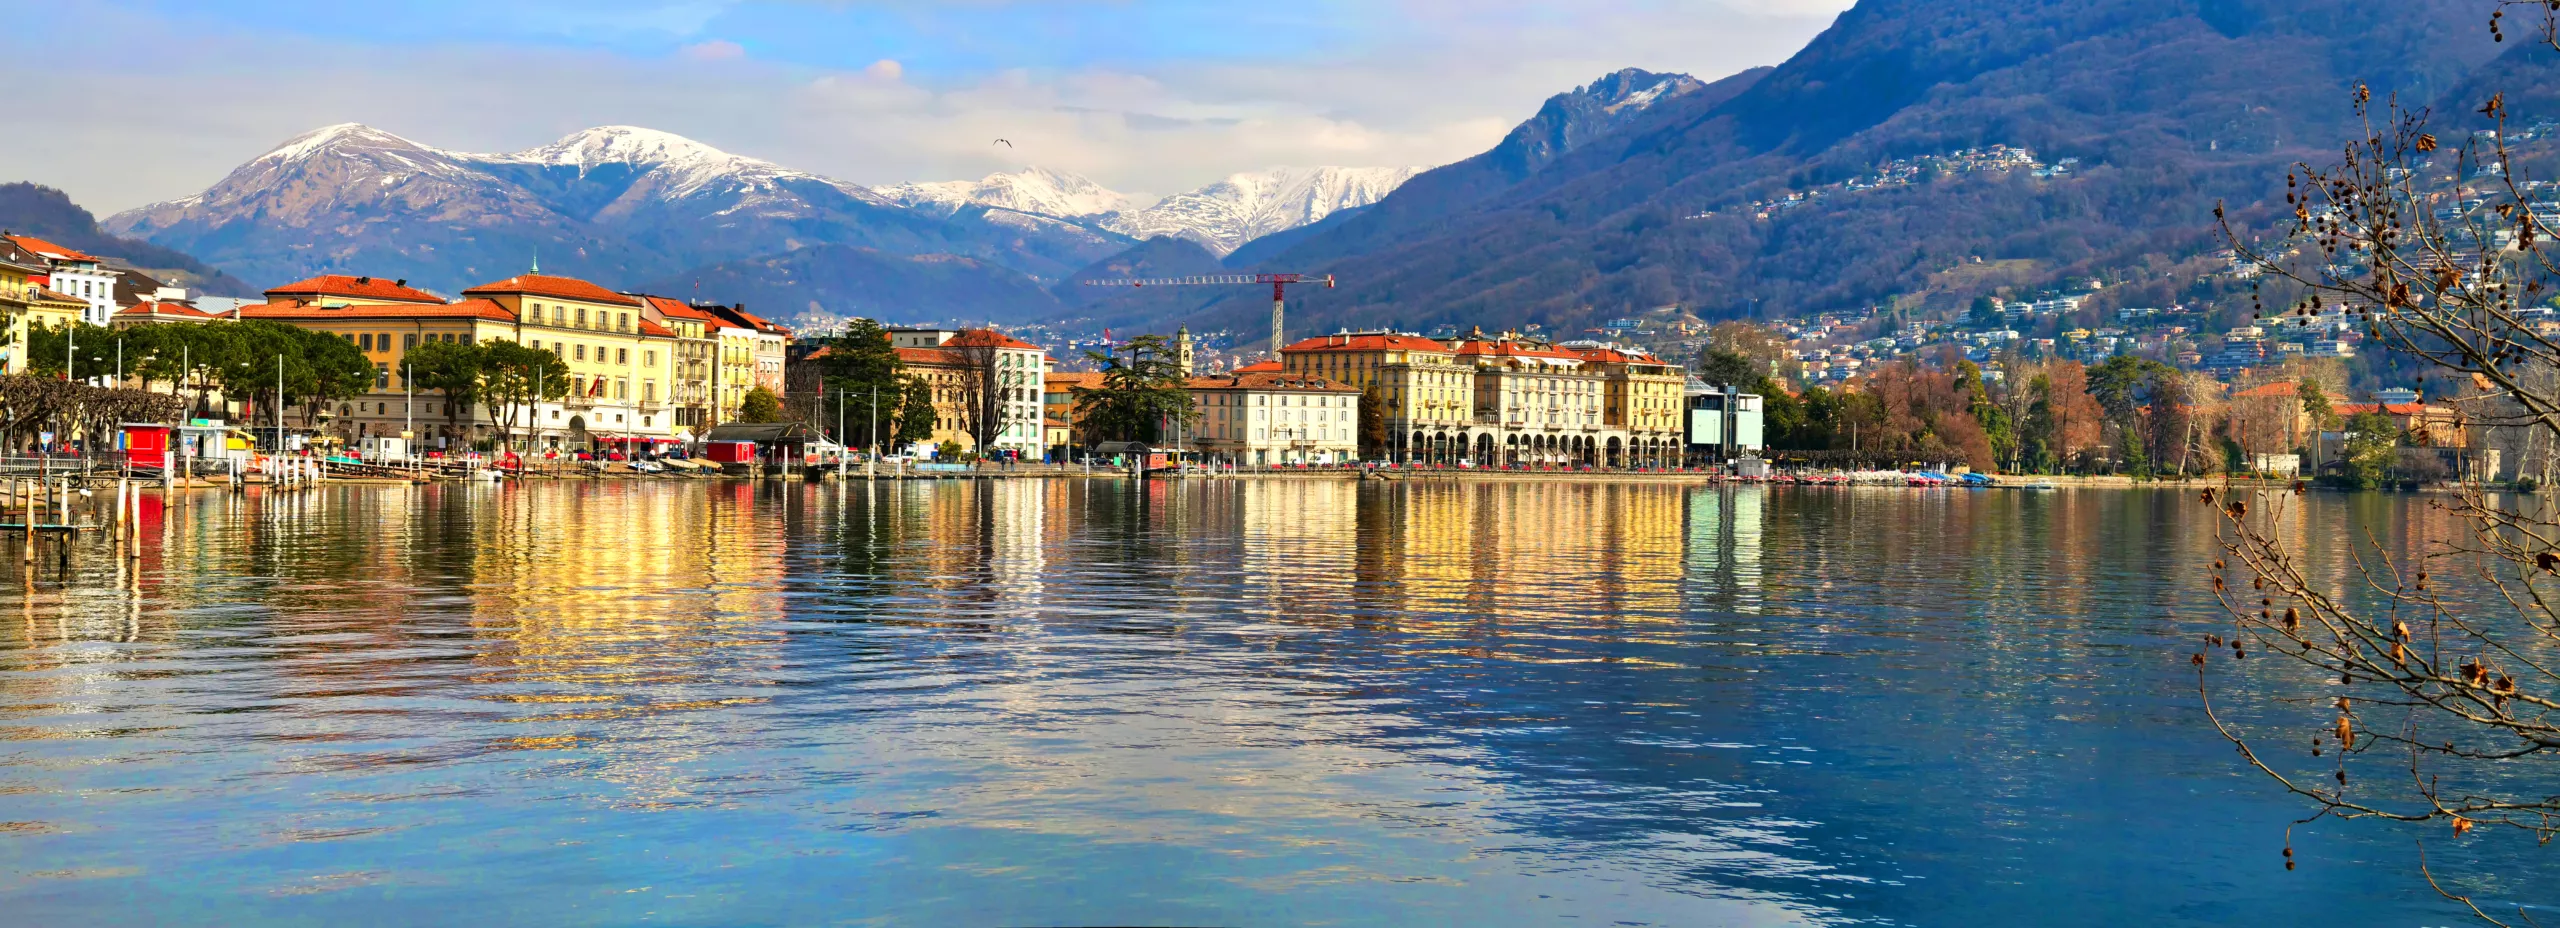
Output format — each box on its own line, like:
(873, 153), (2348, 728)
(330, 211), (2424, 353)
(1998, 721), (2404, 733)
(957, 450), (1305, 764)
(5, 0), (1853, 217)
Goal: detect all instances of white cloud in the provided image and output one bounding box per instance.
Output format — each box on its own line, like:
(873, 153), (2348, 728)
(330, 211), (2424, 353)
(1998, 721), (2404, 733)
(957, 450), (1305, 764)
(0, 1), (1852, 217)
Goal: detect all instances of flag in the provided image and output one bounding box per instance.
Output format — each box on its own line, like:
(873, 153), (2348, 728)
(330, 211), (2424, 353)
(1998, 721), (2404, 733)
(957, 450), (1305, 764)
(1103, 328), (1112, 344)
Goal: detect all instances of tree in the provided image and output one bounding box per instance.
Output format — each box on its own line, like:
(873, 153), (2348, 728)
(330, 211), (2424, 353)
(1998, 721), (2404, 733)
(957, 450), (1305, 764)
(2199, 14), (2560, 918)
(816, 319), (912, 451)
(2299, 375), (2339, 467)
(736, 386), (784, 424)
(894, 375), (937, 448)
(1072, 334), (1191, 444)
(1966, 295), (2003, 329)
(1706, 321), (1796, 382)
(1695, 349), (1759, 389)
(479, 339), (570, 445)
(1957, 360), (2015, 469)
(1358, 386), (1388, 459)
(2335, 409), (2400, 489)
(402, 339), (486, 439)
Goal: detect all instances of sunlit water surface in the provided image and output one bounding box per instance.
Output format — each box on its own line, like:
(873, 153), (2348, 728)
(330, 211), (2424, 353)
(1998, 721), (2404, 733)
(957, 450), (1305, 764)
(1, 479), (2551, 926)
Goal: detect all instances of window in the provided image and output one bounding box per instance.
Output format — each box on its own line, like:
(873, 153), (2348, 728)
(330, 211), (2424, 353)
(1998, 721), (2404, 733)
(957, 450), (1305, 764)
(575, 345), (587, 361)
(461, 334), (474, 345)
(374, 364), (389, 390)
(618, 313), (629, 332)
(617, 348), (628, 365)
(645, 351), (656, 366)
(576, 307), (587, 327)
(403, 333), (417, 350)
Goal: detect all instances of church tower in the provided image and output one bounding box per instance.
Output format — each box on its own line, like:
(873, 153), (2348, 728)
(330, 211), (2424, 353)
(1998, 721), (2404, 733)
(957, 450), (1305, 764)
(1175, 326), (1195, 376)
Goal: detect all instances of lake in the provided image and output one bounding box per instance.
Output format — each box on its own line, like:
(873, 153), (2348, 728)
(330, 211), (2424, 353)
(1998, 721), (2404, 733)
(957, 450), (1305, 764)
(1, 478), (2549, 925)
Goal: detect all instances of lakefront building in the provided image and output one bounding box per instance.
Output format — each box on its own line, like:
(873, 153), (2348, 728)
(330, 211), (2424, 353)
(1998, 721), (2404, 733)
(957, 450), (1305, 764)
(1183, 370), (1361, 465)
(239, 275), (517, 447)
(889, 328), (1049, 458)
(1, 234), (118, 326)
(461, 273), (687, 451)
(1277, 329), (1688, 466)
(218, 271), (786, 451)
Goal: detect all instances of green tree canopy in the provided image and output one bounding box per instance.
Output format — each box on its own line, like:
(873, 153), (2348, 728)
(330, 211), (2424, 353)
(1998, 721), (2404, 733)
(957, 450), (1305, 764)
(737, 386), (784, 424)
(1072, 334), (1191, 444)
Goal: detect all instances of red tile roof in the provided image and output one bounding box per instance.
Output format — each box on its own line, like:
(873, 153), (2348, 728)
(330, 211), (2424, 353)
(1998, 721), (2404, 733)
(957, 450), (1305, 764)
(638, 295), (721, 322)
(265, 274), (447, 304)
(463, 273), (641, 307)
(2336, 402), (2435, 416)
(238, 298), (519, 324)
(1045, 371), (1106, 390)
(1187, 372), (1359, 392)
(637, 318), (676, 338)
(1453, 339), (1585, 362)
(28, 287), (86, 305)
(897, 346), (967, 367)
(115, 301), (217, 320)
(1565, 346), (1666, 364)
(1280, 333), (1450, 354)
(3, 234), (98, 264)
(945, 329), (1042, 351)
(1232, 360), (1285, 373)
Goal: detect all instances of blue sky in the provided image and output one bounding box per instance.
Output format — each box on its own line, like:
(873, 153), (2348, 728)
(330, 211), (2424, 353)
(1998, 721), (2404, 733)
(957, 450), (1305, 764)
(6, 1), (1851, 215)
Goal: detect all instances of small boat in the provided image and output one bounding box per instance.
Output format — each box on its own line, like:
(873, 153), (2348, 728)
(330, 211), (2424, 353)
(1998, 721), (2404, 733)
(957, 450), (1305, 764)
(474, 468), (504, 483)
(2021, 481), (2059, 491)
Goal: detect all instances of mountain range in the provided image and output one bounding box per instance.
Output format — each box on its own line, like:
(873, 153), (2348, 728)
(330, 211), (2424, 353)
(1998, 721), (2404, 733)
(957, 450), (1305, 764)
(1095, 0), (2518, 346)
(52, 0), (2540, 350)
(90, 124), (1426, 321)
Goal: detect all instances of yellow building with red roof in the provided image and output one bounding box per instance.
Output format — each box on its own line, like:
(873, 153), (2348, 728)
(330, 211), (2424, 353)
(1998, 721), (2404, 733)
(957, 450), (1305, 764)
(458, 273), (687, 449)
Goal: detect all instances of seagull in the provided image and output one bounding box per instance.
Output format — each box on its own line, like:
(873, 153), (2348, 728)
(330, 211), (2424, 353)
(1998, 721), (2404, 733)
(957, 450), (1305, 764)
(992, 139), (1012, 148)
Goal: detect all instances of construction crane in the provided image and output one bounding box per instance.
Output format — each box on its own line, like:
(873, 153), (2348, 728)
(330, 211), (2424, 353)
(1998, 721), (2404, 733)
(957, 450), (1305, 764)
(1081, 273), (1335, 354)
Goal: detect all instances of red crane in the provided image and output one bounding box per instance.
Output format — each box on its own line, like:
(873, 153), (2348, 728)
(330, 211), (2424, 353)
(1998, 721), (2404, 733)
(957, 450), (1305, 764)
(1081, 273), (1335, 353)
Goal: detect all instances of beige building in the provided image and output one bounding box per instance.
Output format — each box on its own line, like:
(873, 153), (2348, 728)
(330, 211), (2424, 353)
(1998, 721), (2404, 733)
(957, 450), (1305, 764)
(635, 296), (724, 434)
(1185, 371), (1361, 465)
(460, 273), (686, 451)
(240, 275), (518, 447)
(1275, 328), (1687, 466)
(890, 328), (1048, 458)
(1278, 332), (1473, 460)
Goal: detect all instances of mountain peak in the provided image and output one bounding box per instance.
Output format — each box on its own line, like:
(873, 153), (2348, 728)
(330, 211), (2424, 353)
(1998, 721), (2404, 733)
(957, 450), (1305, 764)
(1101, 165), (1426, 255)
(510, 125), (760, 170)
(256, 123), (436, 164)
(873, 167), (1132, 219)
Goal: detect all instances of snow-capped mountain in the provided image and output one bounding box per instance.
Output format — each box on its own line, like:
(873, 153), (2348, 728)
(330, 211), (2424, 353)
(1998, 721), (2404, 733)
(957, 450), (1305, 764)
(1099, 166), (1425, 255)
(876, 165), (1426, 256)
(874, 167), (1132, 219)
(106, 123), (1128, 296)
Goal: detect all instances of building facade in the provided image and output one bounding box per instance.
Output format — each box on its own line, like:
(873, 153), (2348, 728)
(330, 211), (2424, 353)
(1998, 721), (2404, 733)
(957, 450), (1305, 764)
(889, 328), (1048, 458)
(461, 274), (686, 450)
(1277, 329), (1688, 466)
(2, 235), (116, 326)
(1184, 371), (1360, 465)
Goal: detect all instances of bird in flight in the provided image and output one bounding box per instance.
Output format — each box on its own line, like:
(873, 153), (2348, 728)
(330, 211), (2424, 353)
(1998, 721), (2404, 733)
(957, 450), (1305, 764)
(993, 139), (1013, 148)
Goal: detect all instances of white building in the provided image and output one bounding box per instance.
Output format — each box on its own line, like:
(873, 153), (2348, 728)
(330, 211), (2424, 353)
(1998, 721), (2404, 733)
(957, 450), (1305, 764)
(1183, 371), (1361, 465)
(2, 234), (116, 326)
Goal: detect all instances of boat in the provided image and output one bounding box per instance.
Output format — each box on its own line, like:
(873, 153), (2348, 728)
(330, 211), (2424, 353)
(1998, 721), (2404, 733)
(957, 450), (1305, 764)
(2021, 481), (2059, 490)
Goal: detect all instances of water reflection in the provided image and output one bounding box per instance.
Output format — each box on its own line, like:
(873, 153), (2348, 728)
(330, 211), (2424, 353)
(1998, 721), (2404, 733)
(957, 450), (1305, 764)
(0, 479), (2549, 926)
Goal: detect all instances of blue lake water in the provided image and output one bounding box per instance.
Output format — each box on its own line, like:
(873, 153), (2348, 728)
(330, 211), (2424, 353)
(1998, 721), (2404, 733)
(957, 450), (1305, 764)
(0, 478), (2549, 925)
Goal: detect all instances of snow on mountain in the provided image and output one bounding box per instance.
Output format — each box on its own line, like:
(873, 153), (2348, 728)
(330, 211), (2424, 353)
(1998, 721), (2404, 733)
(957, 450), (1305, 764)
(102, 122), (1129, 295)
(874, 167), (1133, 219)
(1098, 166), (1426, 255)
(109, 122), (553, 239)
(479, 125), (887, 206)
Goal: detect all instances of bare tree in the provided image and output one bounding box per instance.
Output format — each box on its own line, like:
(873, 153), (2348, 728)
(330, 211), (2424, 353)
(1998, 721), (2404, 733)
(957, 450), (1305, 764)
(2198, 6), (2560, 920)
